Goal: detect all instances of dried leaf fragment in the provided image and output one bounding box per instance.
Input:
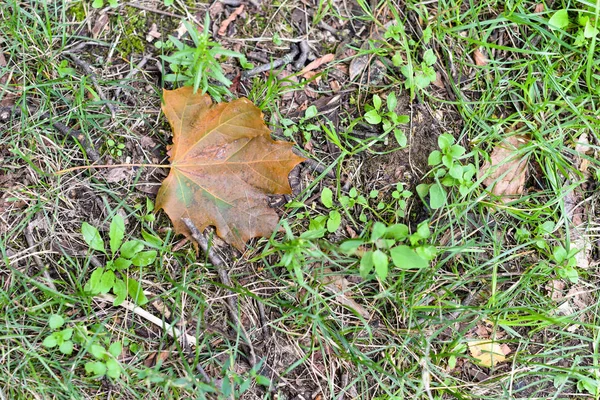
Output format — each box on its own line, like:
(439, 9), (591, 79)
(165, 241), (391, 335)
(473, 49), (488, 66)
(217, 5), (244, 36)
(467, 340), (508, 367)
(156, 87), (305, 251)
(479, 135), (530, 203)
(301, 54), (335, 78)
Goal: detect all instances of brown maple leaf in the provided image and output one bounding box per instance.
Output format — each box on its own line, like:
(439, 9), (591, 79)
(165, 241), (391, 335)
(156, 87), (305, 251)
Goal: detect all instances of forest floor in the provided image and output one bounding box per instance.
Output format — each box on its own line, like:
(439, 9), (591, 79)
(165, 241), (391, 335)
(1, 0), (600, 399)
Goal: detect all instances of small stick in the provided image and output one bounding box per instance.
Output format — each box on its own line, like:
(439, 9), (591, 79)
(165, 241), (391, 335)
(64, 52), (117, 119)
(242, 44), (300, 78)
(182, 218), (257, 367)
(24, 225), (56, 291)
(96, 293), (198, 346)
(293, 40), (310, 70)
(40, 112), (101, 163)
(115, 54), (152, 100)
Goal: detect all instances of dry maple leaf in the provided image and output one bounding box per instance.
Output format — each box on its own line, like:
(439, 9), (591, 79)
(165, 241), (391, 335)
(156, 87), (305, 251)
(479, 135), (530, 203)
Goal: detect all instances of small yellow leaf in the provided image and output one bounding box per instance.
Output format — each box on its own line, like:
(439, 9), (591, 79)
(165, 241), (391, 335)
(467, 340), (507, 367)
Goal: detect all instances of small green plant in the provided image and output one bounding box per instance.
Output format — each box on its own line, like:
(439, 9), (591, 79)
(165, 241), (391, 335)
(340, 220), (436, 280)
(548, 8), (599, 46)
(551, 244), (579, 283)
(417, 133), (475, 209)
(106, 138), (126, 158)
(281, 105), (321, 144)
(84, 341), (123, 379)
(43, 314), (74, 355)
(364, 93), (409, 147)
(320, 187), (342, 233)
(82, 214), (155, 306)
(161, 14), (250, 101)
(515, 220), (555, 250)
(92, 0), (118, 8)
(383, 19), (437, 99)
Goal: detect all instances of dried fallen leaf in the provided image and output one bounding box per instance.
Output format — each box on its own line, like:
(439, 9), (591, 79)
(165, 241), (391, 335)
(534, 3), (545, 13)
(301, 54), (335, 78)
(91, 13), (109, 39)
(467, 340), (508, 367)
(473, 49), (488, 66)
(218, 5), (244, 36)
(321, 271), (371, 320)
(479, 135), (530, 203)
(144, 350), (170, 367)
(156, 87), (305, 251)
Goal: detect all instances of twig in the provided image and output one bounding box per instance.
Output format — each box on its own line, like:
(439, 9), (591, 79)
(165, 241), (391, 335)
(182, 218), (258, 367)
(64, 52), (117, 119)
(40, 112), (101, 163)
(242, 44), (300, 78)
(24, 225), (56, 291)
(114, 54), (152, 101)
(257, 300), (270, 339)
(95, 293), (198, 346)
(125, 2), (185, 18)
(293, 40), (310, 70)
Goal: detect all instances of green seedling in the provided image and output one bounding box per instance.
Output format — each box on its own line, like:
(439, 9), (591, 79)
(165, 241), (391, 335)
(417, 133), (475, 209)
(82, 214), (155, 306)
(42, 315), (74, 355)
(281, 105), (321, 145)
(340, 219), (435, 280)
(161, 14), (250, 101)
(552, 244), (579, 283)
(106, 138), (125, 158)
(84, 341), (123, 379)
(364, 93), (409, 147)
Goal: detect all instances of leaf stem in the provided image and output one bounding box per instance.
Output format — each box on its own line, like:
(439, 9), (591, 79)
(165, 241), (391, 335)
(55, 163), (171, 175)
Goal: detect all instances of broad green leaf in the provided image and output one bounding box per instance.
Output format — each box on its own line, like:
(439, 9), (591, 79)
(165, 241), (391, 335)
(327, 210), (341, 233)
(91, 0), (103, 8)
(108, 342), (122, 358)
(364, 110), (382, 124)
(359, 250), (374, 278)
(113, 257), (132, 271)
(60, 328), (73, 340)
(105, 358), (121, 379)
(428, 150), (442, 166)
(387, 92), (397, 112)
(438, 133), (454, 150)
(43, 334), (58, 348)
(109, 215), (125, 256)
(120, 240), (144, 259)
(423, 49), (436, 66)
(584, 19), (599, 38)
(90, 344), (105, 359)
(339, 239), (364, 254)
(85, 361), (107, 376)
(390, 245), (429, 269)
(131, 250), (157, 267)
(99, 270), (115, 294)
(385, 224), (409, 240)
(548, 9), (569, 30)
(372, 250), (389, 280)
(394, 129), (407, 147)
(48, 314), (64, 330)
(371, 222), (387, 242)
(113, 279), (127, 306)
(127, 278), (148, 305)
(429, 184), (447, 209)
(372, 94), (382, 111)
(141, 230), (163, 248)
(304, 105), (318, 119)
(81, 223), (104, 253)
(321, 187), (333, 208)
(85, 268), (105, 295)
(59, 341), (74, 355)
